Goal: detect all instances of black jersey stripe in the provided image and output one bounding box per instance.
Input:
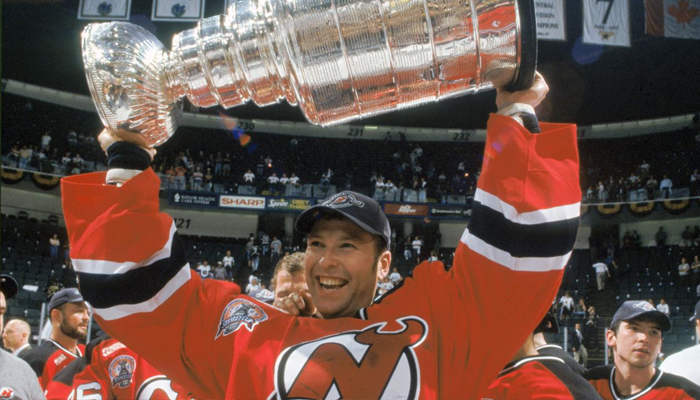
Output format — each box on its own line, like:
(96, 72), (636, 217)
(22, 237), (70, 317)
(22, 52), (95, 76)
(467, 201), (579, 258)
(76, 232), (188, 309)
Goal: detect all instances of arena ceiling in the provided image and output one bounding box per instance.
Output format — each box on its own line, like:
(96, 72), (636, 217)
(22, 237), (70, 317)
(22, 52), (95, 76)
(2, 0), (699, 130)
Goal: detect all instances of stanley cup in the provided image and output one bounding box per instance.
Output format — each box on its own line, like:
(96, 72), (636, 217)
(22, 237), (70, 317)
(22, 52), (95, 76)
(82, 0), (536, 147)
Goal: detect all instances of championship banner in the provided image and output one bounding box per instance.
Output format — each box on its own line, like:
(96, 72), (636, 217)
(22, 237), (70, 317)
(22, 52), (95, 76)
(595, 203), (623, 218)
(535, 0), (567, 41)
(628, 201), (656, 217)
(583, 0), (631, 47)
(662, 198), (692, 215)
(78, 0), (131, 20)
(646, 0), (700, 40)
(266, 197), (314, 211)
(384, 203), (429, 217)
(152, 0), (205, 21)
(169, 191), (219, 207)
(219, 195), (266, 210)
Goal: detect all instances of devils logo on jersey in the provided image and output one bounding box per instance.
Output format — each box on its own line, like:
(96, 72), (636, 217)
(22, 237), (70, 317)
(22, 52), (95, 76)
(109, 355), (136, 388)
(0, 387), (14, 399)
(274, 317), (428, 400)
(215, 299), (268, 339)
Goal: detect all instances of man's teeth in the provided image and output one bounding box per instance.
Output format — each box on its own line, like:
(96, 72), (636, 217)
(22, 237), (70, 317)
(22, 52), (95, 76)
(319, 277), (346, 288)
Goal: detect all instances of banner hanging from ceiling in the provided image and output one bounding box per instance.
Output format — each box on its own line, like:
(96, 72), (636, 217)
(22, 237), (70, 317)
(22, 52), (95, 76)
(535, 0), (567, 41)
(583, 0), (631, 46)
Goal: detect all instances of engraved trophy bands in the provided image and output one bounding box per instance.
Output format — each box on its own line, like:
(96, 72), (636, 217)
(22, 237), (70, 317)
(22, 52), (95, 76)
(82, 0), (536, 147)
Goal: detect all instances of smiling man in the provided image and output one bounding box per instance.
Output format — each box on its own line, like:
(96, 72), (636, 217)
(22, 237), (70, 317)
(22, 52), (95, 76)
(585, 300), (700, 399)
(23, 287), (89, 390)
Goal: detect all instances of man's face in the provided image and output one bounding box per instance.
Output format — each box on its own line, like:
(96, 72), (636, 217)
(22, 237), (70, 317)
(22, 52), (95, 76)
(607, 319), (663, 370)
(56, 302), (90, 341)
(2, 320), (26, 350)
(274, 271), (308, 301)
(575, 323), (581, 331)
(0, 292), (6, 333)
(305, 218), (390, 318)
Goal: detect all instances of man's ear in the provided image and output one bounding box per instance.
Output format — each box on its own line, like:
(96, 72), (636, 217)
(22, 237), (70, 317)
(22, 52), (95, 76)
(606, 329), (616, 349)
(377, 251), (392, 280)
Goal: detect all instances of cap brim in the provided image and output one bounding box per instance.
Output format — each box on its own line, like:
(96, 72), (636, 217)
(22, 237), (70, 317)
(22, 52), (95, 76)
(0, 275), (19, 300)
(640, 311), (673, 333)
(295, 206), (384, 239)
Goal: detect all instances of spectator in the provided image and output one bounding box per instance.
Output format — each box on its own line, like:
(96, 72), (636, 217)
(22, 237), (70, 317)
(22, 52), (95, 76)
(261, 233), (270, 257)
(197, 261), (212, 279)
(245, 237), (254, 261)
(18, 145), (31, 169)
(655, 226), (667, 247)
(49, 234), (60, 259)
(389, 267), (402, 285)
(2, 319), (32, 358)
(192, 167), (204, 191)
(682, 226), (694, 247)
(222, 153), (232, 176)
(656, 298), (670, 316)
(427, 251), (438, 262)
(679, 257), (691, 286)
(377, 277), (394, 296)
(584, 306), (600, 351)
(270, 252), (307, 304)
(279, 173), (290, 187)
(412, 236), (422, 261)
(246, 277), (261, 294)
(571, 323), (588, 367)
(214, 152), (223, 175)
(692, 255), (700, 286)
(592, 260), (611, 291)
(403, 244), (412, 262)
(320, 168), (332, 185)
(41, 131), (51, 150)
(289, 173), (300, 186)
(646, 175), (658, 199)
(267, 173), (279, 194)
(204, 168), (213, 192)
(559, 291), (574, 324)
(271, 236), (282, 260)
(71, 153), (83, 174)
(213, 262), (227, 280)
(249, 245), (261, 272)
(660, 174), (673, 198)
(222, 250), (235, 278)
(573, 298), (586, 317)
(243, 169), (255, 184)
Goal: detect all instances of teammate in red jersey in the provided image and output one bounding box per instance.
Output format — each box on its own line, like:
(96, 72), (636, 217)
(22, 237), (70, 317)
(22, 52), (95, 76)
(482, 311), (602, 399)
(23, 287), (89, 390)
(45, 335), (196, 400)
(62, 74), (583, 399)
(585, 300), (700, 399)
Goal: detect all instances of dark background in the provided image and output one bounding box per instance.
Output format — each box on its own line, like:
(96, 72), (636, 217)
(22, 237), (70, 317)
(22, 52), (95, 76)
(2, 0), (699, 129)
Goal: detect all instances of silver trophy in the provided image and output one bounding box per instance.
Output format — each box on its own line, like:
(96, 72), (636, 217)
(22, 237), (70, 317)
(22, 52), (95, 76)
(82, 0), (536, 147)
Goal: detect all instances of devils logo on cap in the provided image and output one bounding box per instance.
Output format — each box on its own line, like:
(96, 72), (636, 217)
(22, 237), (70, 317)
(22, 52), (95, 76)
(323, 193), (364, 209)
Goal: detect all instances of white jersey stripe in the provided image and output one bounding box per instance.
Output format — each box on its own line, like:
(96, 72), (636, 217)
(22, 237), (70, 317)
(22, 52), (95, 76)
(95, 264), (192, 321)
(73, 222), (177, 275)
(474, 189), (580, 225)
(460, 229), (571, 272)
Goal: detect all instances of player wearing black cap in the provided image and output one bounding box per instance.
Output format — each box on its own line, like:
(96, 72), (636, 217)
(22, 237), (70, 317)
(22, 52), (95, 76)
(0, 274), (46, 400)
(585, 300), (700, 400)
(23, 287), (89, 390)
(483, 308), (602, 399)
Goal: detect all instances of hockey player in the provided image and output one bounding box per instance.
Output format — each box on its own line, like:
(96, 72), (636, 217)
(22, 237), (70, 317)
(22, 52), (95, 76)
(585, 301), (700, 399)
(62, 73), (582, 399)
(45, 335), (195, 400)
(23, 287), (88, 390)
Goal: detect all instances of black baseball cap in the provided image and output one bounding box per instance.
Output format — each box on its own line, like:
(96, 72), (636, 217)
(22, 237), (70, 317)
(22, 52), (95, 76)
(610, 300), (672, 332)
(296, 191), (391, 247)
(690, 300), (700, 323)
(534, 305), (560, 334)
(48, 287), (85, 311)
(0, 274), (19, 300)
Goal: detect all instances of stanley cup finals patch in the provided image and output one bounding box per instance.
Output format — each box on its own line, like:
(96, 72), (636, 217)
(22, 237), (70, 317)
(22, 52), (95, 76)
(215, 299), (269, 339)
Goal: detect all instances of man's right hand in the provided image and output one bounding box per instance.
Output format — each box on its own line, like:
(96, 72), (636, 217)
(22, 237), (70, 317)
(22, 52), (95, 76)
(273, 290), (317, 317)
(98, 128), (156, 160)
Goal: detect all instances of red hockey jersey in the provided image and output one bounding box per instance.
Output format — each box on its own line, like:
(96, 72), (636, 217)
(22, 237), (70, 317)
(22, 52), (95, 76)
(23, 339), (86, 390)
(482, 355), (602, 400)
(45, 336), (195, 400)
(585, 365), (700, 400)
(62, 114), (581, 400)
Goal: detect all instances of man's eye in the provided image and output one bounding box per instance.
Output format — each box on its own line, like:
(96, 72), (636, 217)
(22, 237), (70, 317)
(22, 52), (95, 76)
(341, 243), (356, 249)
